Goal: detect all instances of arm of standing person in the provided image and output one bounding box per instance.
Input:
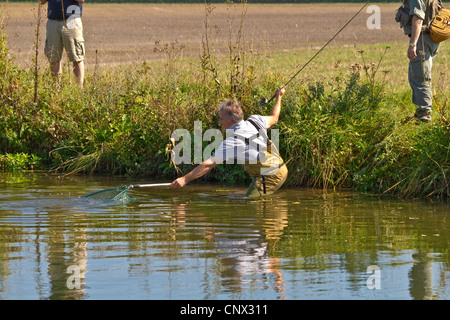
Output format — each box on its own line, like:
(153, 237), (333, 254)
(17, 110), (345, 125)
(171, 158), (217, 188)
(265, 87), (286, 129)
(407, 15), (423, 60)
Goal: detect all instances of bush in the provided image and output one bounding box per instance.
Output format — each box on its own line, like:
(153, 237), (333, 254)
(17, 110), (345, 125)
(1, 4), (449, 198)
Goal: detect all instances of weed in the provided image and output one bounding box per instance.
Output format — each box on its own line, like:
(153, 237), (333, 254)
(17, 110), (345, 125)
(0, 3), (449, 198)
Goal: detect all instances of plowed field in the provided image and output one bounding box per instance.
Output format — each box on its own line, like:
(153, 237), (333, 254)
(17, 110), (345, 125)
(4, 3), (405, 67)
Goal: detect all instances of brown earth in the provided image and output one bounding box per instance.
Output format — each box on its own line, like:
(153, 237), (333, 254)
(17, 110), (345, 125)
(3, 3), (406, 68)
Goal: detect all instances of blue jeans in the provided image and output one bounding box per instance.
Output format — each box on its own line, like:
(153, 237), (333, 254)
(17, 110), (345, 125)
(408, 32), (440, 117)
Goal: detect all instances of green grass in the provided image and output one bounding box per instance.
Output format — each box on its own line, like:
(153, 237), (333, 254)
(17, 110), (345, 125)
(1, 12), (449, 198)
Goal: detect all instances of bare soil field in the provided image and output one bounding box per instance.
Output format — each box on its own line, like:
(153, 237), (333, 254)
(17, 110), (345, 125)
(3, 2), (406, 68)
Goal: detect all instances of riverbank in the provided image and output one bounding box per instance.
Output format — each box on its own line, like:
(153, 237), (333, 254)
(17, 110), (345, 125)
(1, 3), (449, 199)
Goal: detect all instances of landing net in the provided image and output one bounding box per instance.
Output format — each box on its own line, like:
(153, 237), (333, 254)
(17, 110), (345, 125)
(81, 186), (134, 203)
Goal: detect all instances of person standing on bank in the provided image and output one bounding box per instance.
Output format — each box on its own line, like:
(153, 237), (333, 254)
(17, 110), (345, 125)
(38, 0), (85, 88)
(171, 87), (288, 199)
(396, 0), (442, 122)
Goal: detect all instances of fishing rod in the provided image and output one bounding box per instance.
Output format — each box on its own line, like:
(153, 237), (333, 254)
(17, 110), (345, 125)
(260, 1), (370, 106)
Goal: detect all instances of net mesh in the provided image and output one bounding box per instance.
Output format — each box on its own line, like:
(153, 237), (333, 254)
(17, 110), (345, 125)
(81, 186), (134, 203)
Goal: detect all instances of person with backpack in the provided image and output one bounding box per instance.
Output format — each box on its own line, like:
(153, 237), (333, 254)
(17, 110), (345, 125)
(396, 0), (443, 122)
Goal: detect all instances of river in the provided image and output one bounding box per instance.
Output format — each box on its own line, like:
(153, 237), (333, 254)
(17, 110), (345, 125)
(0, 172), (449, 300)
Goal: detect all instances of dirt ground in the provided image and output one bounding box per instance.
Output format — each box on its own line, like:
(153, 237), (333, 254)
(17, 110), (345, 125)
(3, 3), (406, 68)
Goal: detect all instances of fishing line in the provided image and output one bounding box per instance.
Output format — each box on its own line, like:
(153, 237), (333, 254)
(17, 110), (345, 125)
(261, 1), (370, 106)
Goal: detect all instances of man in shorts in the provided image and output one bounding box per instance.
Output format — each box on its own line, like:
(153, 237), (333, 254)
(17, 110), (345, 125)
(171, 87), (288, 199)
(39, 0), (85, 88)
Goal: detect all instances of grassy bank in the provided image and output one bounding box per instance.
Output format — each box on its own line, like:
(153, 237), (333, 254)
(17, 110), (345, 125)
(1, 6), (449, 199)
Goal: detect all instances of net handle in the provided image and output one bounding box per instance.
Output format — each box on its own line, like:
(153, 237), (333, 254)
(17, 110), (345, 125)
(129, 183), (172, 188)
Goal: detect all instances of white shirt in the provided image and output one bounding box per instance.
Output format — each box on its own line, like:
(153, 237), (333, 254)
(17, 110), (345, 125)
(211, 115), (269, 165)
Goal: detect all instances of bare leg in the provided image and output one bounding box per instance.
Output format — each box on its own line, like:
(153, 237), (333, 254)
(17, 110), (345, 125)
(50, 61), (62, 86)
(73, 60), (84, 88)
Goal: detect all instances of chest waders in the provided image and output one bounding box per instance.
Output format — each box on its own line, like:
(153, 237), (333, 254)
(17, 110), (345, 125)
(238, 119), (287, 198)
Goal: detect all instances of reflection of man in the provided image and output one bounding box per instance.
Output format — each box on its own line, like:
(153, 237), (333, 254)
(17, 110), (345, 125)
(171, 87), (288, 198)
(400, 0), (441, 122)
(38, 0), (85, 87)
(170, 193), (289, 298)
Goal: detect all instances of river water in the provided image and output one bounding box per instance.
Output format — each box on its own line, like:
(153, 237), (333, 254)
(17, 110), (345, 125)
(0, 172), (449, 300)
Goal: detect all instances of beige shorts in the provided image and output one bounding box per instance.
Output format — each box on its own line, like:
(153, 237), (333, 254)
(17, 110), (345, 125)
(44, 18), (85, 63)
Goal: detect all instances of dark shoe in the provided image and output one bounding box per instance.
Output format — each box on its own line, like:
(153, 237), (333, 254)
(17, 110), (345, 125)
(414, 113), (431, 123)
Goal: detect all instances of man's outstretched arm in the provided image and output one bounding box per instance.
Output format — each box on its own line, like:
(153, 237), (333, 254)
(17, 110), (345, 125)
(171, 157), (217, 188)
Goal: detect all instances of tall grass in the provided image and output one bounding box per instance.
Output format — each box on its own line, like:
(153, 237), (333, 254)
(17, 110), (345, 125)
(0, 2), (449, 198)
(278, 45), (449, 198)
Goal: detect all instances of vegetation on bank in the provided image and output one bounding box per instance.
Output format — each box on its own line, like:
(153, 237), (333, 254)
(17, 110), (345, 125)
(6, 1), (401, 4)
(0, 3), (449, 199)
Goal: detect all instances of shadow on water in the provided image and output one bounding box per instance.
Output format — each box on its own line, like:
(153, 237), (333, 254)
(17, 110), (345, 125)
(0, 172), (449, 300)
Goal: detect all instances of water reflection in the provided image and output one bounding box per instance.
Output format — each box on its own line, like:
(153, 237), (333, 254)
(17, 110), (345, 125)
(170, 196), (289, 299)
(409, 253), (436, 300)
(45, 211), (88, 300)
(0, 172), (449, 299)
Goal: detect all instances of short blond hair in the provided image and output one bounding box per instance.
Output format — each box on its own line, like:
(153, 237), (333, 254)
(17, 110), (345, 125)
(218, 100), (244, 122)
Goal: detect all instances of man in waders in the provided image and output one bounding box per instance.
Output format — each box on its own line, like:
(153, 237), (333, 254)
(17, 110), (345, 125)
(171, 87), (288, 198)
(396, 0), (442, 122)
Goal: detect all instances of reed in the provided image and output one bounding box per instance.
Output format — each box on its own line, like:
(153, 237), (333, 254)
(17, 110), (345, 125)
(0, 2), (449, 198)
(32, 2), (45, 103)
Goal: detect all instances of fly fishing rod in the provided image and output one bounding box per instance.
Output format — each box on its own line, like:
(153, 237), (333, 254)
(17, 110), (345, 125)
(260, 1), (369, 106)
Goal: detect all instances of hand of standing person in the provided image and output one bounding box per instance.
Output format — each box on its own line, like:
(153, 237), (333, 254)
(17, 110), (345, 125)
(407, 15), (423, 60)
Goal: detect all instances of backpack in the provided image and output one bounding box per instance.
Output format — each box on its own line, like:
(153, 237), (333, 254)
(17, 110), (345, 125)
(395, 0), (442, 29)
(395, 0), (449, 42)
(429, 7), (450, 42)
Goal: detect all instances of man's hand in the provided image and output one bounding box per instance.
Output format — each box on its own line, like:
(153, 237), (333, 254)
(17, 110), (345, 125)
(408, 15), (423, 60)
(171, 177), (187, 188)
(170, 158), (217, 188)
(407, 45), (417, 60)
(277, 86), (286, 98)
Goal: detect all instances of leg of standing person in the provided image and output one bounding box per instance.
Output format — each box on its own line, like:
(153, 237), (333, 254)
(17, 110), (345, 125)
(63, 17), (85, 88)
(50, 61), (62, 84)
(408, 32), (440, 122)
(73, 60), (84, 88)
(45, 19), (64, 87)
